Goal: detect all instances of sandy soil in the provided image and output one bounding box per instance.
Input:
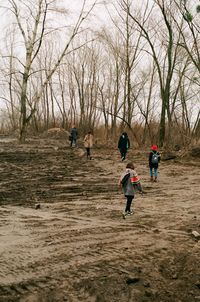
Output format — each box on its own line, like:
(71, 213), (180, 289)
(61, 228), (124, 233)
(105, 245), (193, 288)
(0, 138), (200, 302)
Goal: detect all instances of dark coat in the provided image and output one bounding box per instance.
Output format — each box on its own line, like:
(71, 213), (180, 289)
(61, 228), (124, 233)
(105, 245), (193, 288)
(149, 150), (160, 168)
(118, 134), (130, 150)
(70, 128), (78, 139)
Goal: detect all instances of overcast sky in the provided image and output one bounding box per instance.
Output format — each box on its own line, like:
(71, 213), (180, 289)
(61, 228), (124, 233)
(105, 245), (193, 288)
(61, 0), (113, 27)
(0, 0), (112, 29)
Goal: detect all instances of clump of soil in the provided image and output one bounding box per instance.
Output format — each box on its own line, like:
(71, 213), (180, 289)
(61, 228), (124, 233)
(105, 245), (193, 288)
(191, 147), (200, 158)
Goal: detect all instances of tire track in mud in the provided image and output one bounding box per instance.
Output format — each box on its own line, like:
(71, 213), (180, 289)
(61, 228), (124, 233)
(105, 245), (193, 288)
(0, 140), (200, 301)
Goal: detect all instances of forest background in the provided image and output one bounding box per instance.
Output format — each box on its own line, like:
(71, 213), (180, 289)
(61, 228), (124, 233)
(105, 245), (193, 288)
(0, 0), (200, 148)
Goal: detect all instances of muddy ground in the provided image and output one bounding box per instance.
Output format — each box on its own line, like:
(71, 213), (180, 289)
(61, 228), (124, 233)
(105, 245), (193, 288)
(0, 137), (200, 302)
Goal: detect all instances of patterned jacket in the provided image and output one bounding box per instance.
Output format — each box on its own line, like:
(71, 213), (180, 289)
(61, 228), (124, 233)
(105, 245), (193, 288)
(119, 168), (140, 196)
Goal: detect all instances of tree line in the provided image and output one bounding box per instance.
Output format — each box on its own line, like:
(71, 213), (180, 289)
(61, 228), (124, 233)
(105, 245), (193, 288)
(0, 0), (199, 147)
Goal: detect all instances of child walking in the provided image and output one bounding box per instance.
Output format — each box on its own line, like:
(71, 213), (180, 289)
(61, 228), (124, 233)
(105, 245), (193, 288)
(84, 131), (93, 160)
(119, 162), (143, 219)
(149, 145), (161, 182)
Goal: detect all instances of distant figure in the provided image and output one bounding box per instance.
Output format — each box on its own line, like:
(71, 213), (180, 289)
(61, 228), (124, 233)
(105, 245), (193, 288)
(70, 125), (78, 147)
(118, 162), (143, 219)
(118, 132), (130, 161)
(84, 131), (93, 160)
(149, 145), (161, 182)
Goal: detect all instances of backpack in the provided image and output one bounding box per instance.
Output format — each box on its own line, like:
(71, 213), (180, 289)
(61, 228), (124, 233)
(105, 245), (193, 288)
(121, 173), (130, 186)
(151, 152), (159, 164)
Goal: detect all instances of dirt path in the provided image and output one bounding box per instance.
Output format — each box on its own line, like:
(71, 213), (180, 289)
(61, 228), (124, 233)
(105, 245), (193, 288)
(0, 139), (200, 302)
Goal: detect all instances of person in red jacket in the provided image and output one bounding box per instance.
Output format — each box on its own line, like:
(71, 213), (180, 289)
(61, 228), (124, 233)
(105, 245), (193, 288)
(149, 145), (161, 182)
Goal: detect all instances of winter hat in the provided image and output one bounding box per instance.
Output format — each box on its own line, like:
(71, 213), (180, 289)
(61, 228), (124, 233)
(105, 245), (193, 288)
(151, 145), (158, 150)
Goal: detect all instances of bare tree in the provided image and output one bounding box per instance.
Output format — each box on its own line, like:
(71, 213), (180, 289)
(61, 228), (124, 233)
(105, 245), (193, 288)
(107, 0), (144, 128)
(4, 0), (97, 142)
(120, 0), (184, 146)
(174, 0), (200, 73)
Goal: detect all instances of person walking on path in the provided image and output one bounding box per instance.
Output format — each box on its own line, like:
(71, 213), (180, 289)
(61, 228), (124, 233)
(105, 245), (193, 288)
(118, 132), (130, 161)
(149, 145), (161, 182)
(84, 131), (93, 160)
(70, 125), (78, 147)
(118, 162), (143, 219)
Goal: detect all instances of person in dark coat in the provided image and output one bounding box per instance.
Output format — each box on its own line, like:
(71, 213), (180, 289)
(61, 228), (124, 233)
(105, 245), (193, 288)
(149, 145), (161, 182)
(118, 132), (130, 161)
(70, 125), (78, 147)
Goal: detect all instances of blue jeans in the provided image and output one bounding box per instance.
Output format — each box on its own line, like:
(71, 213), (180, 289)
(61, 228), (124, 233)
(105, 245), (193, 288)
(150, 167), (158, 177)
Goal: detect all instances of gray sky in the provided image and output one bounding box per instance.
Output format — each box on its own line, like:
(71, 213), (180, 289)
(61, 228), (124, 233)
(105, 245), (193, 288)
(0, 0), (113, 38)
(61, 0), (112, 26)
(0, 0), (112, 110)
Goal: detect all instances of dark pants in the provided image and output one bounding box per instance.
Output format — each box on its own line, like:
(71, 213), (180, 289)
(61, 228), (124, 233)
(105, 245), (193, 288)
(70, 138), (76, 147)
(86, 147), (91, 159)
(125, 195), (134, 212)
(120, 148), (127, 160)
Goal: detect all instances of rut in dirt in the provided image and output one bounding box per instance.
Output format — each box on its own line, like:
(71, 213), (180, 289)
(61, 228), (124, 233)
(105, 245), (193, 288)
(0, 139), (200, 302)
